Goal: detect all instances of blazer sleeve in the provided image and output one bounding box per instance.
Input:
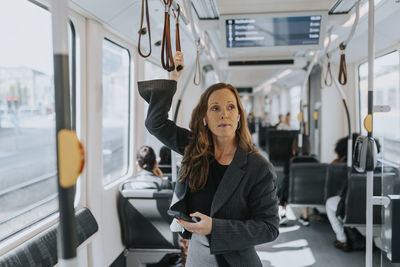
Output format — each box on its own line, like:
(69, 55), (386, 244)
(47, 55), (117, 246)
(209, 165), (280, 254)
(137, 79), (190, 155)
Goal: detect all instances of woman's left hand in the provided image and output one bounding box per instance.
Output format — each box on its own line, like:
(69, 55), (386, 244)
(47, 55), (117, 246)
(177, 212), (212, 235)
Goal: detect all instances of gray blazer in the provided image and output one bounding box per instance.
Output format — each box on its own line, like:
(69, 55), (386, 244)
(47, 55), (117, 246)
(138, 79), (279, 267)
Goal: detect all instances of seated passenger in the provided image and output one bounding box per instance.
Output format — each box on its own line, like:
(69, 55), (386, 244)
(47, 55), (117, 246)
(326, 134), (380, 252)
(128, 145), (165, 189)
(273, 114), (284, 129)
(276, 112), (295, 130)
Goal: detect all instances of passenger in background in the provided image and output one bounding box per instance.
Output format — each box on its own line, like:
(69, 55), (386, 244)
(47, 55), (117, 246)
(247, 112), (256, 134)
(273, 114), (284, 129)
(159, 146), (172, 175)
(326, 133), (380, 252)
(129, 145), (164, 189)
(276, 112), (294, 130)
(138, 51), (279, 267)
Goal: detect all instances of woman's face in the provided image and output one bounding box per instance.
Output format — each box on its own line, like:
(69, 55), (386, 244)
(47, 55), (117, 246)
(205, 89), (240, 139)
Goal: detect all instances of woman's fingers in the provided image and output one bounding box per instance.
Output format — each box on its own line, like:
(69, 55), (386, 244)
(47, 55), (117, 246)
(190, 212), (205, 220)
(177, 219), (196, 232)
(170, 52), (184, 81)
(177, 212), (212, 235)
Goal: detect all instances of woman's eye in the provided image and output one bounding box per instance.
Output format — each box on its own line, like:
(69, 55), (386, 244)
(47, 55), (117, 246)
(211, 106), (219, 111)
(228, 105), (235, 110)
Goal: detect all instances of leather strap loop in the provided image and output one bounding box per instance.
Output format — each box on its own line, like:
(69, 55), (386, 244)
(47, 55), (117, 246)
(172, 5), (183, 71)
(338, 42), (347, 85)
(161, 0), (175, 72)
(194, 39), (201, 85)
(324, 53), (333, 87)
(138, 0), (151, 58)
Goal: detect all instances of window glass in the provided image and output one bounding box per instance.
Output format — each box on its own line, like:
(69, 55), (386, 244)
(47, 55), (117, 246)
(0, 0), (75, 241)
(289, 85), (301, 130)
(359, 51), (400, 164)
(102, 39), (130, 185)
(143, 61), (168, 156)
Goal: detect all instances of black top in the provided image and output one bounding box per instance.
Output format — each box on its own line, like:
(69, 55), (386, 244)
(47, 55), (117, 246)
(186, 157), (230, 267)
(186, 158), (228, 216)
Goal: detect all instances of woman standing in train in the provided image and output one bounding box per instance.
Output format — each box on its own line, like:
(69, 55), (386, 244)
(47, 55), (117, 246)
(137, 51), (279, 267)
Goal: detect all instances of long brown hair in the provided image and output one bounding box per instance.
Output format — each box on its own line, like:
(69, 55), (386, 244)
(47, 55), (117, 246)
(179, 83), (257, 191)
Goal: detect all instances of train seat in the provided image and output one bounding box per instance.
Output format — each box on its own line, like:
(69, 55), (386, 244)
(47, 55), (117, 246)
(117, 179), (180, 267)
(266, 130), (299, 166)
(343, 168), (399, 226)
(0, 208), (98, 267)
(288, 162), (329, 205)
(324, 163), (348, 201)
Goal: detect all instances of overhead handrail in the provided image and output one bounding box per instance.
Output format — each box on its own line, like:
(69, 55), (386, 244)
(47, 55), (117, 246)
(161, 0), (175, 72)
(322, 0), (361, 86)
(298, 52), (319, 153)
(138, 0), (152, 58)
(332, 77), (352, 168)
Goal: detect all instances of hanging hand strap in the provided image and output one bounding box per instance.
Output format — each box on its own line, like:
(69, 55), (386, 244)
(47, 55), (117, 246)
(161, 0), (175, 72)
(194, 39), (201, 85)
(138, 0), (151, 58)
(324, 53), (333, 87)
(172, 5), (183, 71)
(338, 42), (347, 85)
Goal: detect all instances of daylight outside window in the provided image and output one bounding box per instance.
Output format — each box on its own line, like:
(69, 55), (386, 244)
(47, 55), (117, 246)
(0, 0), (75, 241)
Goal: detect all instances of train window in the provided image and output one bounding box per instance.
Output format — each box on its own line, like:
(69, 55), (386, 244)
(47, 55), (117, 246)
(102, 39), (130, 185)
(0, 0), (75, 241)
(143, 61), (168, 155)
(359, 50), (400, 164)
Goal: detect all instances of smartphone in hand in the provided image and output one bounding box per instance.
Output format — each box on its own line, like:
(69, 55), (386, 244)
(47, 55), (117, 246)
(167, 210), (199, 223)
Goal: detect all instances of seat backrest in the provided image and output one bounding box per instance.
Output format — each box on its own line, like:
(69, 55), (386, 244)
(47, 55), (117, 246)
(288, 163), (328, 205)
(290, 156), (319, 164)
(117, 180), (178, 250)
(325, 163), (348, 201)
(267, 130), (299, 166)
(344, 173), (383, 225)
(0, 208), (98, 267)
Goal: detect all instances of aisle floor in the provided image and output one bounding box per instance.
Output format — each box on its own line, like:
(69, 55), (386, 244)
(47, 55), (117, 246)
(256, 206), (400, 267)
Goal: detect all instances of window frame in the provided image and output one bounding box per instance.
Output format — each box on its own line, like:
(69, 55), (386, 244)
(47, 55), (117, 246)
(0, 1), (78, 253)
(101, 37), (132, 186)
(357, 47), (400, 166)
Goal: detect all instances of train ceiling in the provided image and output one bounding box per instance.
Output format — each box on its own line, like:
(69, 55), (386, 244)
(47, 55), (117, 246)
(70, 0), (400, 89)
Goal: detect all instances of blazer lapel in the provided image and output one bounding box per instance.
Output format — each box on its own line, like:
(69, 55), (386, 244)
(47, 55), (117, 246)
(210, 146), (247, 217)
(170, 178), (188, 209)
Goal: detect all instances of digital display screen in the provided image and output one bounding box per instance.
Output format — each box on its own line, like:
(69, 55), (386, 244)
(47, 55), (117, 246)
(225, 16), (322, 48)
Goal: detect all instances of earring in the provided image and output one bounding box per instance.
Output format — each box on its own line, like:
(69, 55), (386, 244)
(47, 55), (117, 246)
(203, 118), (207, 126)
(238, 114), (240, 122)
(237, 120), (241, 130)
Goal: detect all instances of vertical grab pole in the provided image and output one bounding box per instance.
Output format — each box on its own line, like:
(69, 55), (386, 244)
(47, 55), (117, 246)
(51, 1), (83, 266)
(366, 0), (375, 266)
